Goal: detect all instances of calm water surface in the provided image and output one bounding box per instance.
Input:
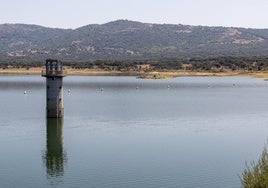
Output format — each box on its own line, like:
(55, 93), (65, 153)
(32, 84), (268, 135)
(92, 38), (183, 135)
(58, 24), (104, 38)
(1, 75), (268, 188)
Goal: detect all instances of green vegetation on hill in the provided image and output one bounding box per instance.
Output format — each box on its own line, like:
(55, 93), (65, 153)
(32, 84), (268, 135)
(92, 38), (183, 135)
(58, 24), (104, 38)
(1, 20), (268, 62)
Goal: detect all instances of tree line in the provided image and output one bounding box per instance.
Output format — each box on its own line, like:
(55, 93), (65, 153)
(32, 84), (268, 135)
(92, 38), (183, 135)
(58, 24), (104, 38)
(2, 56), (268, 72)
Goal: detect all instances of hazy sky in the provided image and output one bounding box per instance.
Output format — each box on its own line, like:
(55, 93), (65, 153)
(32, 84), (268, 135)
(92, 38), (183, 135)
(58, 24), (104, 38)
(1, 0), (268, 29)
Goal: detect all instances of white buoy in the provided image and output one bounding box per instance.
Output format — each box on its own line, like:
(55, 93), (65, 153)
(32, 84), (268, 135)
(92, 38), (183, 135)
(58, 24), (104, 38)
(136, 85), (139, 89)
(68, 89), (71, 94)
(167, 85), (170, 89)
(24, 90), (27, 95)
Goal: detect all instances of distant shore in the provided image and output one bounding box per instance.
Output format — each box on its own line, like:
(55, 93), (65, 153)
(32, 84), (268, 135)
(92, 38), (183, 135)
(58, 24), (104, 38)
(0, 67), (268, 79)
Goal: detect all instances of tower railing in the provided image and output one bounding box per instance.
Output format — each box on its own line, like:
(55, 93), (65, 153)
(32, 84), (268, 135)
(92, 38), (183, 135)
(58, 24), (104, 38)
(42, 69), (67, 77)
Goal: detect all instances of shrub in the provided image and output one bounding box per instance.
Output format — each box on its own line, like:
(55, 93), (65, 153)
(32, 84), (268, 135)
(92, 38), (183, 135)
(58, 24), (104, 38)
(241, 144), (268, 187)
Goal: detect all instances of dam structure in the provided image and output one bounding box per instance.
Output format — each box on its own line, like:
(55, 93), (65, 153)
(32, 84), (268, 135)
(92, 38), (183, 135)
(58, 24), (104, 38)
(42, 59), (66, 118)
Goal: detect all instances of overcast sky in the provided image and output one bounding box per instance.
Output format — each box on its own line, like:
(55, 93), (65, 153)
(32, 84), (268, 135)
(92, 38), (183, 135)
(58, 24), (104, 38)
(1, 0), (268, 29)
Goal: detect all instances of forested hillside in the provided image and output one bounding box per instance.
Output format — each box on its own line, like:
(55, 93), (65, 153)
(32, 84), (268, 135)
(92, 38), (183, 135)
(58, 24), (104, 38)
(1, 20), (268, 62)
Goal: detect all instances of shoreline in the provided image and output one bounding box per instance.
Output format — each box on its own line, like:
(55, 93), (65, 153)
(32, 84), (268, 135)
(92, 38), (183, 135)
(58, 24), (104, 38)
(0, 67), (268, 79)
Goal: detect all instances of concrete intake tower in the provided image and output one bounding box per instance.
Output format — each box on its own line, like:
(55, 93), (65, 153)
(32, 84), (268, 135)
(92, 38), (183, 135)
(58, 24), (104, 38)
(42, 59), (66, 118)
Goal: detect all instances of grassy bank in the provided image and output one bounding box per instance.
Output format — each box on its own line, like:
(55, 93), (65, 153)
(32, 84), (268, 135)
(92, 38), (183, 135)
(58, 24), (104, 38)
(1, 67), (268, 79)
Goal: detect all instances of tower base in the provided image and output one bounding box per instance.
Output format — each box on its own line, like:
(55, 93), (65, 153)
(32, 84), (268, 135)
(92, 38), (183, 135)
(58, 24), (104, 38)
(47, 108), (64, 118)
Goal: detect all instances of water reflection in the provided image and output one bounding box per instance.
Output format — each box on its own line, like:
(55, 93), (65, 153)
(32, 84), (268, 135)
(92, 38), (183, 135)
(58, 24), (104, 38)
(43, 118), (67, 179)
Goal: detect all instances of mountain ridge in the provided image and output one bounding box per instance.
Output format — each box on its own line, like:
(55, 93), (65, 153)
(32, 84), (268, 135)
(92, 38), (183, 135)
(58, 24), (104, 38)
(1, 20), (268, 62)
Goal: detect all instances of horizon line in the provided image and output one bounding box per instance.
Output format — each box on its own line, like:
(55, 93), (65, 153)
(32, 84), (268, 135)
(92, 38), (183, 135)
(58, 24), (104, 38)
(1, 19), (267, 30)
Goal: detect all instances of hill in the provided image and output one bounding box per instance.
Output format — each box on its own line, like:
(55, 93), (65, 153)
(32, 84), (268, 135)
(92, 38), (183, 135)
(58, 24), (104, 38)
(1, 20), (268, 62)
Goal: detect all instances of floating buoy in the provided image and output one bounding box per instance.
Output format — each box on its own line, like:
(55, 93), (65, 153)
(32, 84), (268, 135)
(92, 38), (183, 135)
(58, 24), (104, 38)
(136, 85), (139, 89)
(68, 89), (71, 94)
(24, 90), (27, 95)
(100, 88), (104, 92)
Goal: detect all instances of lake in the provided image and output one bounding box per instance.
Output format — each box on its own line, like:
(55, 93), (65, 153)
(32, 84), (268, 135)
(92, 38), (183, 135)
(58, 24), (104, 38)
(1, 75), (268, 188)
